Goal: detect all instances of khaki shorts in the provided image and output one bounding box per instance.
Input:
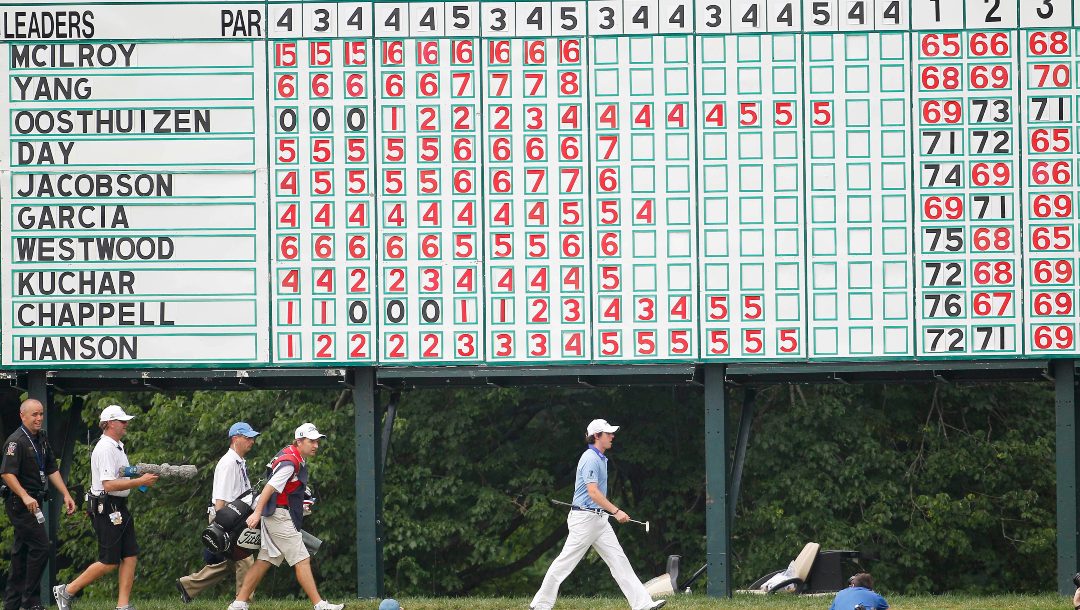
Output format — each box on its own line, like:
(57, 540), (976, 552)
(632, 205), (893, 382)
(257, 508), (309, 567)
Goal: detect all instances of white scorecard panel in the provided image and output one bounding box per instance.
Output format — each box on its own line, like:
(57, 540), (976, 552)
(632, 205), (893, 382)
(3, 0), (1080, 367)
(0, 17), (270, 367)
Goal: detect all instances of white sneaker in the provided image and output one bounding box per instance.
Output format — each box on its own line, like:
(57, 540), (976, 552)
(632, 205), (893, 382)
(52, 584), (73, 610)
(314, 601), (344, 610)
(648, 601), (667, 610)
(228, 601), (249, 610)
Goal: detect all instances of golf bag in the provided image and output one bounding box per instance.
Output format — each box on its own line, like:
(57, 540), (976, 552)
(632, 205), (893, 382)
(201, 493), (261, 560)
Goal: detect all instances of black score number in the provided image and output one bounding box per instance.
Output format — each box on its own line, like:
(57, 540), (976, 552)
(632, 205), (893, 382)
(925, 327), (1009, 352)
(926, 327), (964, 352)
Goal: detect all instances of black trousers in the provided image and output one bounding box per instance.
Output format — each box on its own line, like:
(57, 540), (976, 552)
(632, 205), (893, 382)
(3, 495), (50, 610)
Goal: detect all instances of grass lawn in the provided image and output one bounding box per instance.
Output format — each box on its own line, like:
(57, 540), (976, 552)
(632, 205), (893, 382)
(123, 594), (1068, 610)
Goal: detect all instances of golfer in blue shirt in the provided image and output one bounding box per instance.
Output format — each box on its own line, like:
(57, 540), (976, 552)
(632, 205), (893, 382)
(830, 573), (889, 610)
(530, 419), (666, 610)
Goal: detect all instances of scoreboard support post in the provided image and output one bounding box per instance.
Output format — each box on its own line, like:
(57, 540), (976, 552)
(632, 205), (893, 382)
(26, 371), (53, 602)
(50, 394), (80, 592)
(44, 386), (66, 596)
(728, 388), (757, 526)
(1055, 360), (1080, 595)
(352, 368), (384, 598)
(704, 364), (730, 597)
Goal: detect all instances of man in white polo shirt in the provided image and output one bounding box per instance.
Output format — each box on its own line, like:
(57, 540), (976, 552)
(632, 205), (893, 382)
(53, 405), (159, 610)
(176, 421), (260, 602)
(531, 419), (666, 610)
(227, 423), (343, 610)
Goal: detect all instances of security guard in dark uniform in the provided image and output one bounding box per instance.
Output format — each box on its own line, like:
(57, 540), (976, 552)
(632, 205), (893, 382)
(0, 399), (76, 610)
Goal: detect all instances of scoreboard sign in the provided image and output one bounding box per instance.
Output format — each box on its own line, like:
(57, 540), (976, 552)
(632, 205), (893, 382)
(5, 0), (1080, 368)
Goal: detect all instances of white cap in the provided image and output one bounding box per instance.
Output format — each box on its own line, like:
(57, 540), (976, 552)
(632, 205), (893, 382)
(295, 422), (326, 440)
(587, 419), (619, 436)
(99, 405), (135, 423)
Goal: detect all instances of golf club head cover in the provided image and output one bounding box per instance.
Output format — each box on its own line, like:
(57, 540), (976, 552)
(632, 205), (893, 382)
(201, 498), (255, 554)
(202, 522), (230, 555)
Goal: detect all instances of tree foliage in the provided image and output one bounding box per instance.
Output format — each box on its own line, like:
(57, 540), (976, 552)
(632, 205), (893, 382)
(0, 381), (1055, 599)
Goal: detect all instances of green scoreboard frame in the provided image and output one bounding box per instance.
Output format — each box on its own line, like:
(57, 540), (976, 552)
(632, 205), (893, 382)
(6, 0), (1080, 368)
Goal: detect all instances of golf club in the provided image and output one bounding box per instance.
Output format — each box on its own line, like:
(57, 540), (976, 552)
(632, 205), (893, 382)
(548, 498), (650, 533)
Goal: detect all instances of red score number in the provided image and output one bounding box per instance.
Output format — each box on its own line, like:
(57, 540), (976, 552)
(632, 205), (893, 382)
(778, 329), (798, 354)
(811, 101), (831, 126)
(923, 196), (963, 220)
(456, 333), (477, 358)
(275, 42), (297, 67)
(971, 227), (1011, 252)
(669, 331), (691, 356)
(1029, 31), (1069, 55)
(1033, 63), (1070, 87)
(1034, 325), (1074, 349)
(743, 329), (763, 354)
(973, 261), (1013, 285)
(1033, 259), (1074, 284)
(972, 292), (1011, 316)
(1031, 160), (1071, 185)
(708, 330), (729, 355)
(969, 65), (1009, 89)
(739, 102), (759, 126)
(921, 65), (961, 90)
(920, 33), (961, 57)
(774, 102), (795, 126)
(969, 32), (1010, 56)
(1032, 194), (1073, 218)
(971, 162), (1011, 186)
(1031, 128), (1071, 153)
(707, 295), (728, 320)
(452, 40), (473, 64)
(1033, 292), (1074, 315)
(308, 41), (331, 66)
(636, 331), (656, 356)
(922, 100), (962, 124)
(276, 73), (296, 98)
(1031, 226), (1073, 250)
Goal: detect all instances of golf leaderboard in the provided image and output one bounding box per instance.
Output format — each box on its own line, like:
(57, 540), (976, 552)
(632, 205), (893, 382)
(4, 0), (1080, 367)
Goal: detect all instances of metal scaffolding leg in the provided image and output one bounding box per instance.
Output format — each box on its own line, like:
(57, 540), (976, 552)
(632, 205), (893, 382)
(1056, 360), (1080, 595)
(704, 364), (730, 597)
(353, 368), (383, 598)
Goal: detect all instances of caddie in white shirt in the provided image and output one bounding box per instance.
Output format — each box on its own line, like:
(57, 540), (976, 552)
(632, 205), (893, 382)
(530, 419), (666, 610)
(175, 422), (260, 602)
(53, 405), (159, 610)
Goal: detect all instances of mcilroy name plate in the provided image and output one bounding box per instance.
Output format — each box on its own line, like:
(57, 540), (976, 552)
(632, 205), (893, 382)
(6, 0), (1080, 368)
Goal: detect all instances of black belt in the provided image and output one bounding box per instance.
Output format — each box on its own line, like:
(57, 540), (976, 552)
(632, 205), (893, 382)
(570, 505), (605, 515)
(92, 494), (127, 507)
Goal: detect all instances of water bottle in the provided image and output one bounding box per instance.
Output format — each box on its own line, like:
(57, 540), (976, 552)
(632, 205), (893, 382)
(33, 508), (44, 524)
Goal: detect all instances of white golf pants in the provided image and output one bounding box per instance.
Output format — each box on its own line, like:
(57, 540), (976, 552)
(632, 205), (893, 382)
(530, 511), (654, 610)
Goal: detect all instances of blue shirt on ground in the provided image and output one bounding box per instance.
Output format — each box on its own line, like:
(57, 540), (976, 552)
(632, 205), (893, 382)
(571, 446), (607, 510)
(829, 586), (889, 610)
